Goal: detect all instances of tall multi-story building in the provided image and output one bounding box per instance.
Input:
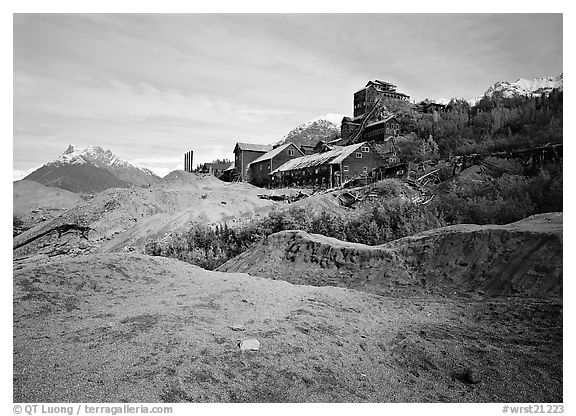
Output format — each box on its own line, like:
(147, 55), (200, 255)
(340, 80), (410, 144)
(353, 80), (410, 117)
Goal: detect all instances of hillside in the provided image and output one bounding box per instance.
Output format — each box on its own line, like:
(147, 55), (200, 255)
(13, 180), (81, 217)
(13, 171), (292, 257)
(13, 251), (562, 402)
(24, 162), (130, 194)
(218, 213), (562, 298)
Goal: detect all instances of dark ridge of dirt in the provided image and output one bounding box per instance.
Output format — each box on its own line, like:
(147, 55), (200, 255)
(13, 253), (562, 402)
(217, 213), (562, 298)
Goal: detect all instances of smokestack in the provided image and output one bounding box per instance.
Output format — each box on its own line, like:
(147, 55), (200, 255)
(184, 150), (193, 172)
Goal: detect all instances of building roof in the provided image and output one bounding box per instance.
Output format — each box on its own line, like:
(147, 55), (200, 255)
(372, 80), (396, 87)
(234, 142), (273, 153)
(271, 142), (365, 174)
(371, 137), (397, 158)
(223, 161), (235, 171)
(330, 142), (366, 164)
(247, 143), (302, 166)
(364, 115), (400, 129)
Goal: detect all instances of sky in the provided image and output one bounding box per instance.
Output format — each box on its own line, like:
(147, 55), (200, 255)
(13, 13), (563, 178)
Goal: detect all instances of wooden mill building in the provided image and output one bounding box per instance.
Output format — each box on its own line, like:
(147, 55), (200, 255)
(340, 80), (409, 144)
(247, 143), (304, 187)
(353, 80), (410, 117)
(233, 142), (273, 181)
(270, 139), (400, 188)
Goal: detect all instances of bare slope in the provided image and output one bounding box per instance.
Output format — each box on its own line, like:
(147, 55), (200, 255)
(14, 253), (562, 402)
(13, 172), (283, 256)
(218, 213), (562, 298)
(13, 180), (81, 217)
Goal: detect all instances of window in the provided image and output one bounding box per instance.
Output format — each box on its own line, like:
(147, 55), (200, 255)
(361, 146), (370, 152)
(260, 165), (262, 170)
(343, 165), (349, 172)
(355, 152), (362, 159)
(288, 149), (294, 156)
(389, 157), (396, 163)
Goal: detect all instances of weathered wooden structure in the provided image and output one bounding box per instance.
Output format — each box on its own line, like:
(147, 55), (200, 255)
(353, 80), (410, 117)
(270, 139), (400, 189)
(233, 142), (273, 182)
(200, 162), (232, 178)
(247, 143), (304, 187)
(339, 79), (410, 145)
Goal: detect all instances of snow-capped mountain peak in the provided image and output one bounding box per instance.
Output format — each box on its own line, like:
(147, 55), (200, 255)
(56, 144), (85, 164)
(275, 114), (345, 147)
(484, 74), (563, 99)
(42, 145), (160, 187)
(310, 113), (347, 126)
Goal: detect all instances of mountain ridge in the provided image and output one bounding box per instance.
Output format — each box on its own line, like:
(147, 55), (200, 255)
(274, 113), (344, 148)
(468, 74), (563, 105)
(24, 145), (160, 193)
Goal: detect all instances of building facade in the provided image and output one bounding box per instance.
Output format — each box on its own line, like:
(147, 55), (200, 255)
(340, 80), (409, 145)
(233, 142), (273, 181)
(201, 162), (232, 178)
(247, 143), (304, 187)
(353, 80), (410, 118)
(271, 140), (400, 188)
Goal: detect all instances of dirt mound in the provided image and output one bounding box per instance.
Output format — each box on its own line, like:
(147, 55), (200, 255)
(13, 180), (82, 226)
(218, 213), (562, 298)
(13, 177), (285, 256)
(13, 253), (562, 402)
(159, 170), (223, 188)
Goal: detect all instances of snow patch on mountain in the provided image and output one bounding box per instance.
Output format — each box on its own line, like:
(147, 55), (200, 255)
(40, 145), (161, 187)
(482, 74), (563, 100)
(310, 113), (347, 126)
(275, 114), (345, 147)
(51, 145), (152, 173)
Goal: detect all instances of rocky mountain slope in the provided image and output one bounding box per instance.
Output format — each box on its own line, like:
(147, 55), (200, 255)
(275, 113), (344, 148)
(14, 251), (562, 402)
(484, 74), (563, 98)
(24, 145), (160, 193)
(465, 74), (564, 105)
(218, 213), (562, 298)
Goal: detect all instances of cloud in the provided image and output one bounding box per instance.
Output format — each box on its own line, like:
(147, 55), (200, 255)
(13, 166), (42, 181)
(13, 14), (562, 173)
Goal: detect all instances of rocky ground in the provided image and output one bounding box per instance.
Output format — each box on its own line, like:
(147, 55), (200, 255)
(13, 217), (562, 403)
(12, 178), (563, 403)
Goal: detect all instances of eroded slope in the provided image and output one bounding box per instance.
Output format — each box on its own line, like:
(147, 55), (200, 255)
(218, 213), (562, 298)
